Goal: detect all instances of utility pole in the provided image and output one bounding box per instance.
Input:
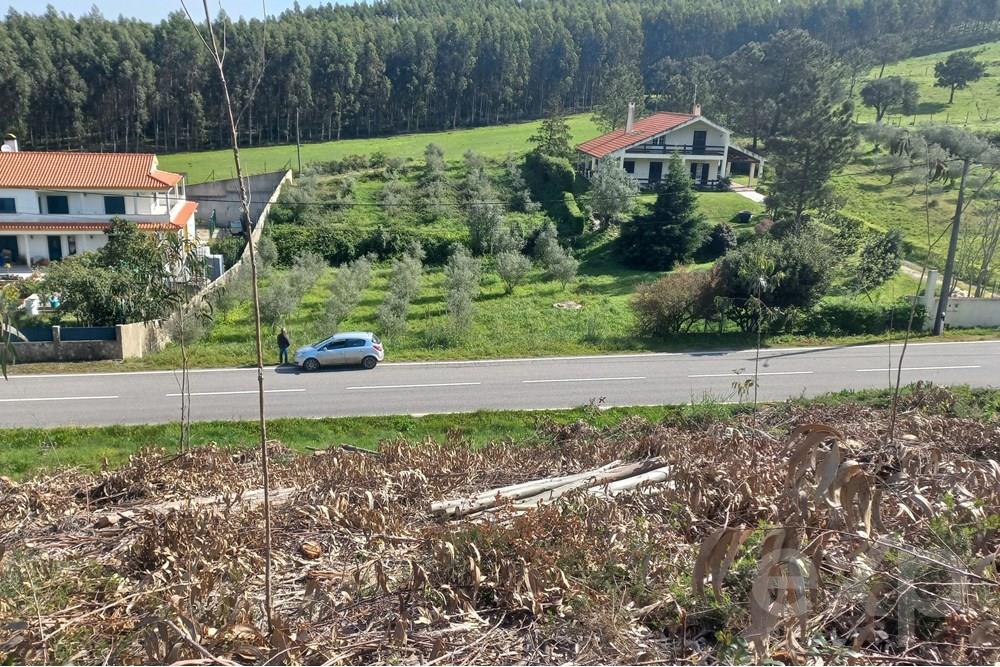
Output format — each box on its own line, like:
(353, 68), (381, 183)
(933, 156), (971, 335)
(295, 107), (302, 174)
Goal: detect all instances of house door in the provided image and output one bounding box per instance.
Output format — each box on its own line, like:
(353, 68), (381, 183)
(700, 163), (710, 186)
(692, 130), (707, 153)
(648, 161), (663, 184)
(690, 162), (699, 180)
(47, 236), (63, 262)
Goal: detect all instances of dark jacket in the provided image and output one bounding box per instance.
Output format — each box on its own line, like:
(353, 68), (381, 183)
(277, 332), (290, 348)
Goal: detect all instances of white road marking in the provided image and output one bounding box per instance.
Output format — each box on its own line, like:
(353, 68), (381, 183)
(522, 376), (645, 384)
(164, 388), (306, 397)
(688, 371), (815, 378)
(346, 382), (482, 390)
(856, 365), (982, 373)
(0, 395), (119, 402)
(7, 339), (1000, 378)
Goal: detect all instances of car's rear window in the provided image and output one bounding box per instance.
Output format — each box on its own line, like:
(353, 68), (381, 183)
(372, 335), (381, 344)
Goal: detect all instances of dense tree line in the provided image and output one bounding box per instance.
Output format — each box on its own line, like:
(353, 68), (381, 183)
(3, 0), (998, 153)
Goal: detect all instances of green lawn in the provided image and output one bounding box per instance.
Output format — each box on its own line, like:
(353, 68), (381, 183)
(159, 114), (603, 184)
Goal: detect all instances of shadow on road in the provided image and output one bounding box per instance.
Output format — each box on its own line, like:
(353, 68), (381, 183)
(272, 364), (371, 376)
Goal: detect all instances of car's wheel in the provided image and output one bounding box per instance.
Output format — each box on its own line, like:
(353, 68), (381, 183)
(362, 355), (378, 370)
(303, 358), (321, 372)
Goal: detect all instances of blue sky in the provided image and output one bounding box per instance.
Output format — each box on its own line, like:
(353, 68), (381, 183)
(5, 0), (350, 22)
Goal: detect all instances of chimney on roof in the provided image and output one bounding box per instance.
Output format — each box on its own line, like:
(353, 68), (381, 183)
(692, 102), (702, 117)
(625, 102), (635, 134)
(1, 133), (17, 153)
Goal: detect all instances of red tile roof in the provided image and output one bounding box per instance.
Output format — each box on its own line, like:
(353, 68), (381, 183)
(0, 200), (198, 233)
(576, 112), (695, 158)
(0, 151), (184, 191)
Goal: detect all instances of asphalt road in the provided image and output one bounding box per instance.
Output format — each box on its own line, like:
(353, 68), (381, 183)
(1, 340), (998, 428)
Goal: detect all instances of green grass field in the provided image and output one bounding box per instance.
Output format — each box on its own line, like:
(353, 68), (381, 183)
(854, 41), (1000, 130)
(834, 39), (1000, 270)
(159, 115), (603, 183)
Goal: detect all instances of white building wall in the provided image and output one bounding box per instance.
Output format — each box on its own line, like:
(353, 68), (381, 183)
(0, 189), (41, 214)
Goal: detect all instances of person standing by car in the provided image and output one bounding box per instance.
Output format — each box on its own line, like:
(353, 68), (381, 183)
(277, 328), (291, 365)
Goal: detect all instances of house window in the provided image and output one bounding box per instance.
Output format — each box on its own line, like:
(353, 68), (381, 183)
(652, 135), (665, 145)
(104, 196), (126, 215)
(0, 198), (15, 213)
(68, 236), (78, 255)
(623, 160), (635, 174)
(46, 195), (69, 215)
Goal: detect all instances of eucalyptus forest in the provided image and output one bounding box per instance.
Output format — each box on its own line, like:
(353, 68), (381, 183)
(2, 0), (998, 152)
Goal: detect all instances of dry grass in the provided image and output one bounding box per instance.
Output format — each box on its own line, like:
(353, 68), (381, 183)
(1, 387), (999, 664)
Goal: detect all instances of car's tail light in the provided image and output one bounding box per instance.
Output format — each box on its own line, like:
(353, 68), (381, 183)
(372, 343), (382, 351)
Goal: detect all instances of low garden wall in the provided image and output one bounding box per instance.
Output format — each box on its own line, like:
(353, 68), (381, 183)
(921, 270), (1000, 330)
(11, 321), (168, 363)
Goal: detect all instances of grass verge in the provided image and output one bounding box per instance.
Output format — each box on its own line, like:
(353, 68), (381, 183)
(0, 404), (746, 479)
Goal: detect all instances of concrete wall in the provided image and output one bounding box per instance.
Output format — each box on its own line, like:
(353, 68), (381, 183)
(922, 269), (1000, 329)
(187, 171), (289, 229)
(11, 321), (169, 363)
(188, 170), (293, 309)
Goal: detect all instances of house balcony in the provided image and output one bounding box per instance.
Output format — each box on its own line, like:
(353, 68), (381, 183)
(623, 144), (726, 156)
(629, 176), (722, 191)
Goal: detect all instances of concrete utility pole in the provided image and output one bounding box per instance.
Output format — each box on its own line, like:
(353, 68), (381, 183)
(933, 156), (971, 335)
(296, 107), (302, 174)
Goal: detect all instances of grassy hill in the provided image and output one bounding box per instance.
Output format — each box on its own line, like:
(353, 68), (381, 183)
(854, 40), (1000, 130)
(159, 115), (603, 184)
(834, 39), (1000, 277)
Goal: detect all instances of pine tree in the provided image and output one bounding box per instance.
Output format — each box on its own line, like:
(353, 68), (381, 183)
(618, 156), (706, 270)
(529, 102), (574, 161)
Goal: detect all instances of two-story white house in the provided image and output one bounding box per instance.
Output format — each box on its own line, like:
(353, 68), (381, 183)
(0, 134), (198, 272)
(577, 104), (764, 189)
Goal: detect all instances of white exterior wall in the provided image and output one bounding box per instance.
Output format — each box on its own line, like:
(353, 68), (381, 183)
(0, 188), (41, 214)
(623, 119), (729, 156)
(31, 190), (166, 216)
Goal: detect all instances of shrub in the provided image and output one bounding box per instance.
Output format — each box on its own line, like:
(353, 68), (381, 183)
(632, 270), (721, 336)
(378, 176), (410, 218)
(259, 274), (297, 329)
(589, 159), (639, 228)
(716, 233), (835, 332)
(210, 235), (245, 270)
(523, 151), (583, 236)
(800, 299), (923, 336)
(325, 255), (373, 331)
(288, 252), (327, 293)
(856, 229), (903, 294)
(467, 202), (504, 255)
(534, 222), (578, 288)
(444, 245), (482, 335)
(697, 223), (738, 261)
(255, 235), (279, 272)
(377, 243), (424, 335)
(494, 251), (532, 295)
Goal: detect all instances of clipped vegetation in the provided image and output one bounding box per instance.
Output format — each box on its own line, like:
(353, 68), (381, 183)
(2, 385), (998, 663)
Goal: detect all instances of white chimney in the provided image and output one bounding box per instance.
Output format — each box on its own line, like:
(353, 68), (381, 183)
(1, 134), (18, 152)
(692, 102), (702, 117)
(625, 102), (635, 133)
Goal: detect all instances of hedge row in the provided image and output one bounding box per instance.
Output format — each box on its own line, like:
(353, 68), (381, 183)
(798, 299), (925, 336)
(523, 151), (585, 237)
(267, 222), (464, 267)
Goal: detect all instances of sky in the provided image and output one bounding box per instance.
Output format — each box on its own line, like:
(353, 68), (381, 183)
(5, 0), (350, 23)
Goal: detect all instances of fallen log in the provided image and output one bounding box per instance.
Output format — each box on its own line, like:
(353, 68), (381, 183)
(508, 462), (671, 511)
(436, 459), (668, 519)
(430, 461), (623, 517)
(94, 486), (298, 527)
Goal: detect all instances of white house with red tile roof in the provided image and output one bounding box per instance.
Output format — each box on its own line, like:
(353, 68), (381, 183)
(577, 104), (764, 189)
(0, 134), (198, 271)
